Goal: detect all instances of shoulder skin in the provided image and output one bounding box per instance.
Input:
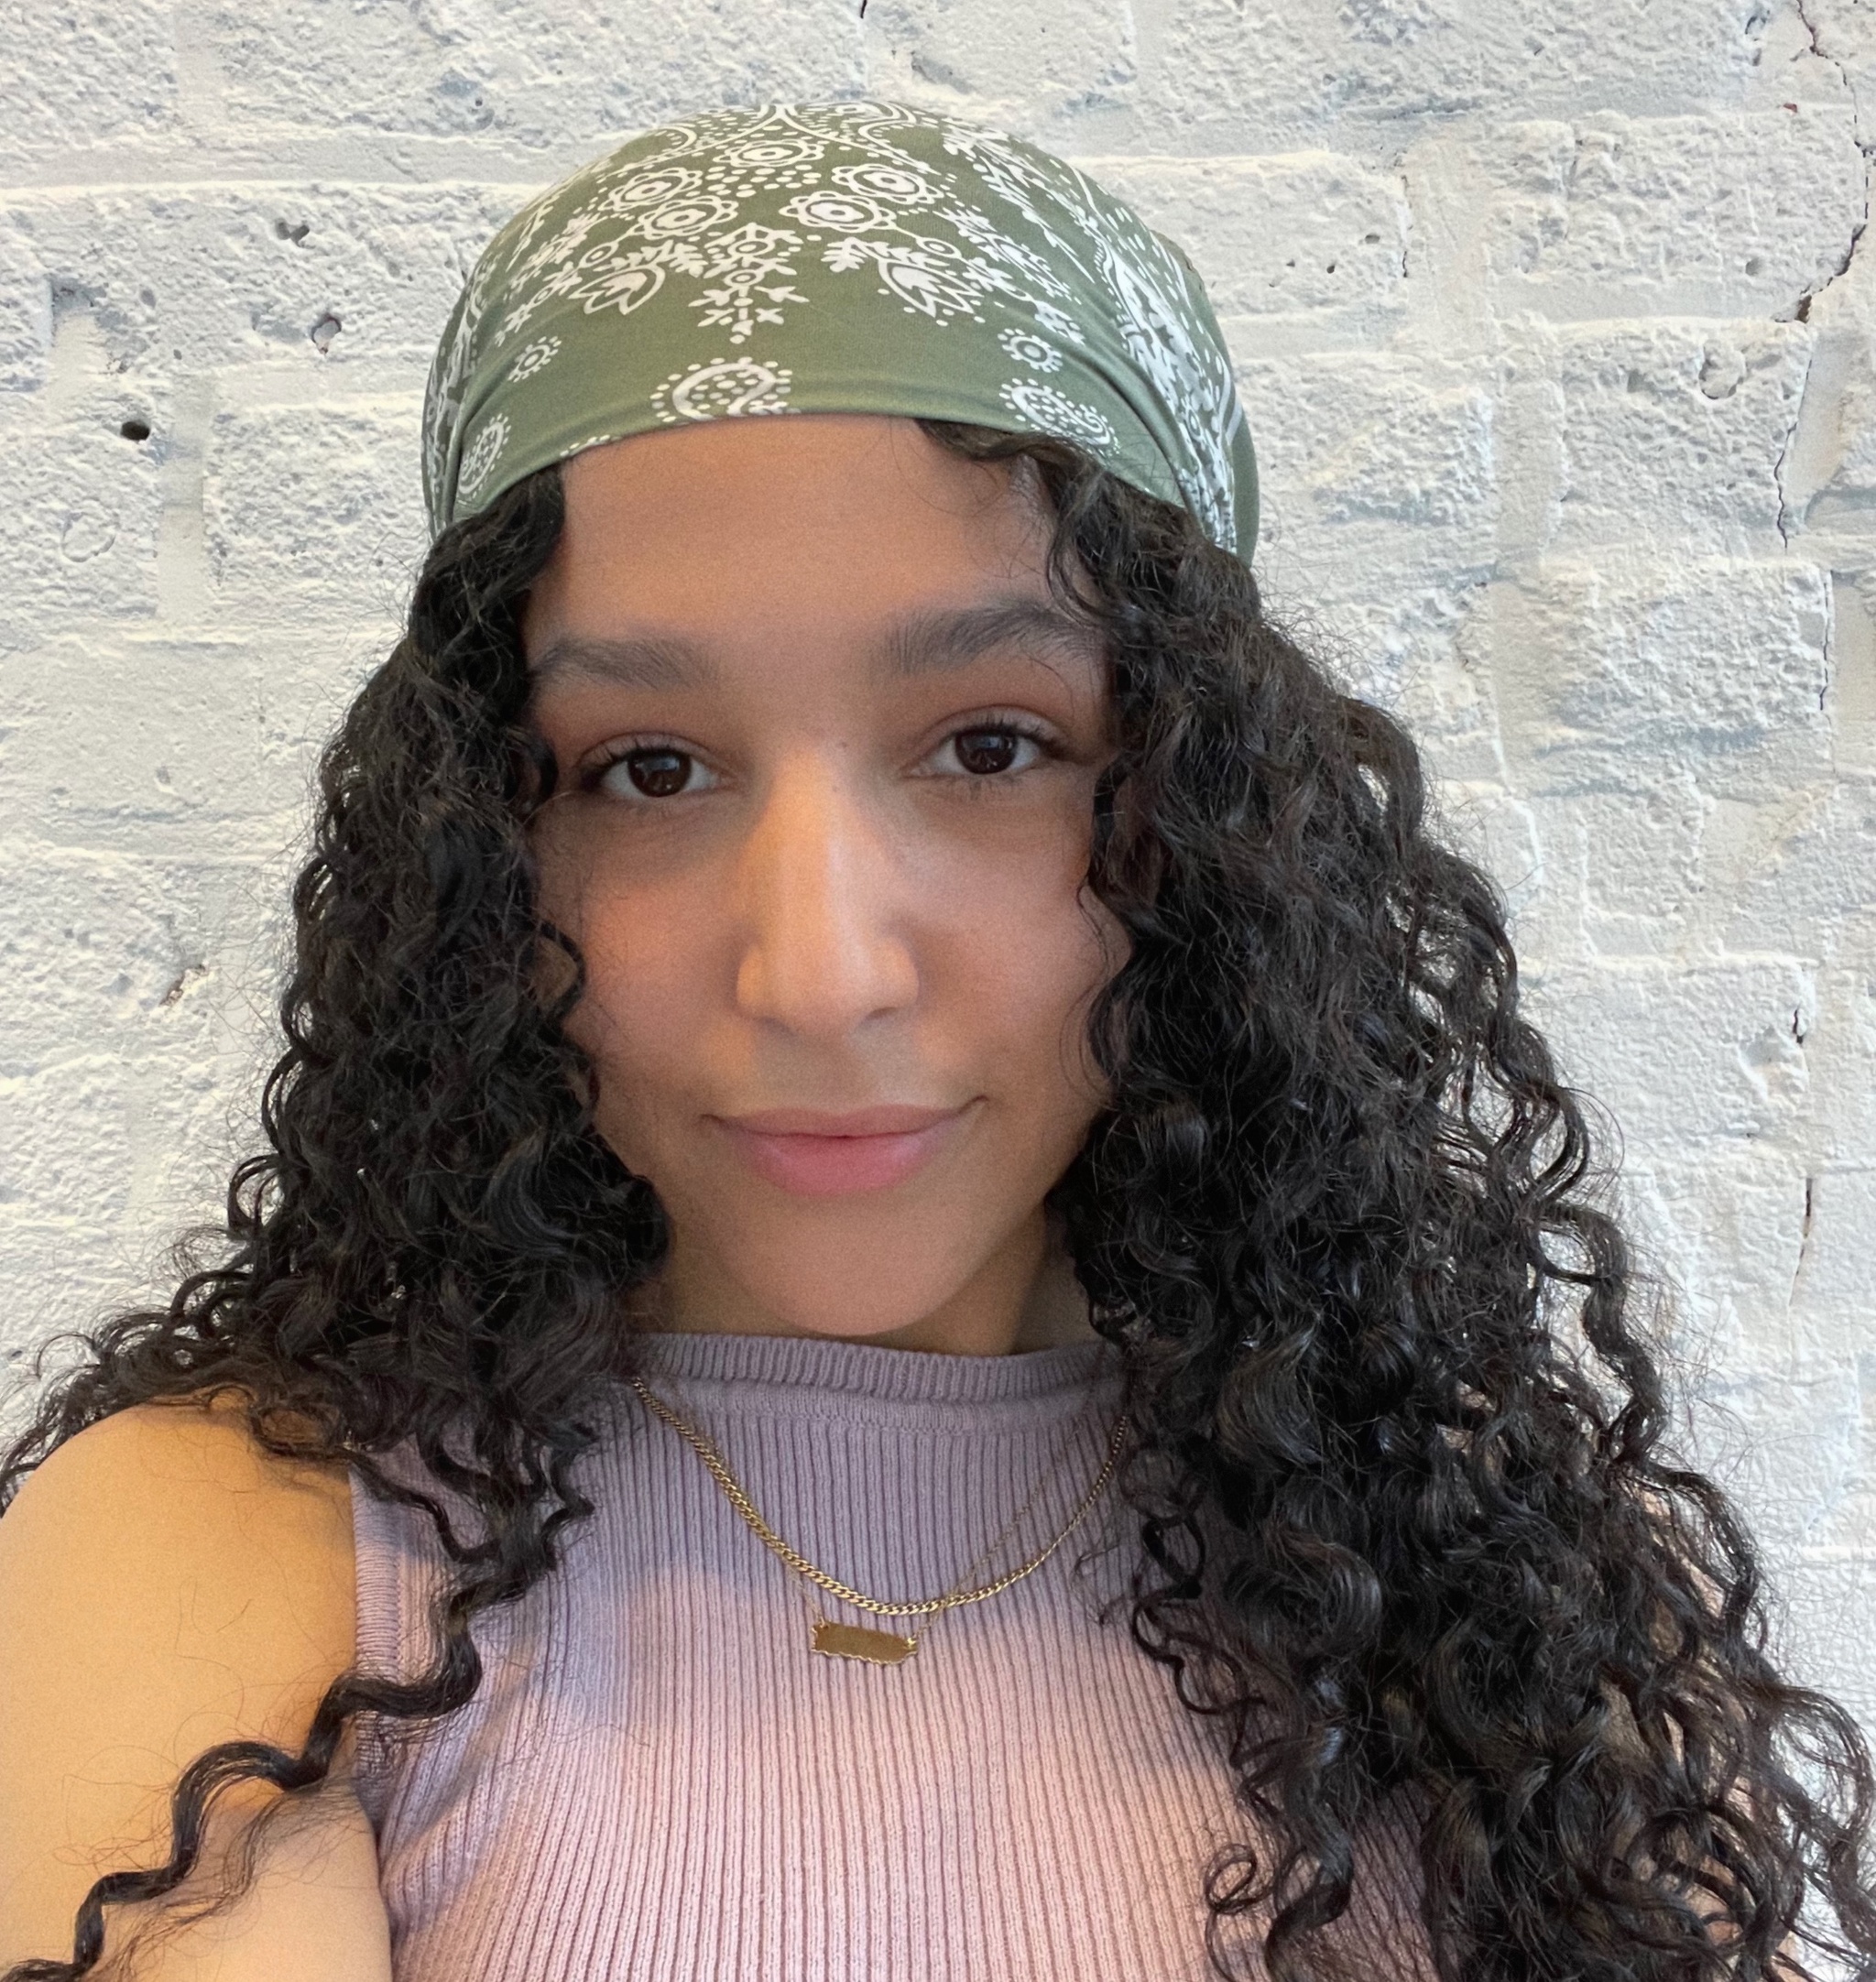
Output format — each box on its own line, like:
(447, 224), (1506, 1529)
(0, 1399), (390, 1979)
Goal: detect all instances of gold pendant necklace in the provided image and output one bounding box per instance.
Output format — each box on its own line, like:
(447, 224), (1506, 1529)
(809, 1618), (920, 1665)
(628, 1374), (1129, 1665)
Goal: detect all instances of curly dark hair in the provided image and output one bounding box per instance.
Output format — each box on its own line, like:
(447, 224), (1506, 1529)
(4, 419), (1872, 1982)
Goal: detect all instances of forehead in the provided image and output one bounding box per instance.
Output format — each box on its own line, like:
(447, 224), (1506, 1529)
(544, 415), (1050, 594)
(520, 415), (1096, 698)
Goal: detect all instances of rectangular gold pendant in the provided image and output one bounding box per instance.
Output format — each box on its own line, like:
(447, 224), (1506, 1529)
(811, 1619), (917, 1665)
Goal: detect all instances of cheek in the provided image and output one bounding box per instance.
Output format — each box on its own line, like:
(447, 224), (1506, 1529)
(927, 824), (1121, 1109)
(532, 848), (707, 1155)
(564, 916), (682, 1060)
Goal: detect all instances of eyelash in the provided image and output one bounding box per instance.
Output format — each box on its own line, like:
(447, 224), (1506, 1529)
(577, 713), (1065, 800)
(926, 712), (1063, 781)
(577, 735), (709, 801)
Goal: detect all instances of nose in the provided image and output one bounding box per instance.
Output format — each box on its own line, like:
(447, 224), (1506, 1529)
(731, 755), (920, 1040)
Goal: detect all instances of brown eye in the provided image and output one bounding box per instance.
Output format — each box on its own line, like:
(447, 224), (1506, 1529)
(950, 728), (1024, 776)
(629, 750), (689, 797)
(600, 747), (706, 800)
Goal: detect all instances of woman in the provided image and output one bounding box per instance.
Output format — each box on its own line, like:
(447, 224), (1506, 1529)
(0, 99), (1870, 1982)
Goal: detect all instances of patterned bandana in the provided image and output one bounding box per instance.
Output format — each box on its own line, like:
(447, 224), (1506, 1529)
(421, 100), (1258, 562)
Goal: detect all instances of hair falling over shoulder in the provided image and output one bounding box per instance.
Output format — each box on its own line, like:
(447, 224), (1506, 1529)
(4, 426), (1872, 1982)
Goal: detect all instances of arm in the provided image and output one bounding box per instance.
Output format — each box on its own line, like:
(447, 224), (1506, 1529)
(0, 1402), (392, 1980)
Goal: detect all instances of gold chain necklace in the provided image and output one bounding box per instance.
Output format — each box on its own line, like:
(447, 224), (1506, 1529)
(628, 1373), (1129, 1667)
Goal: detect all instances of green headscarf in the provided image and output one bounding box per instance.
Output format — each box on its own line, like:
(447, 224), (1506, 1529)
(422, 99), (1258, 562)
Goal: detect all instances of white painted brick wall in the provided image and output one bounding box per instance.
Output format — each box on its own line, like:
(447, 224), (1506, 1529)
(1, 1), (1871, 1735)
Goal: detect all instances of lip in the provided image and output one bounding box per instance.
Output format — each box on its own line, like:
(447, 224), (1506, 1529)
(713, 1102), (973, 1196)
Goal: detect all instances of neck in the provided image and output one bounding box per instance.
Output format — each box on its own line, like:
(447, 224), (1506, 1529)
(636, 1216), (1096, 1356)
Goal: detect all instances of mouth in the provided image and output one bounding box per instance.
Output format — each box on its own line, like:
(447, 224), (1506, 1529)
(712, 1102), (975, 1197)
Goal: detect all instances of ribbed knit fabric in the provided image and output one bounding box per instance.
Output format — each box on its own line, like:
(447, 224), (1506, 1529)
(349, 1328), (1428, 1981)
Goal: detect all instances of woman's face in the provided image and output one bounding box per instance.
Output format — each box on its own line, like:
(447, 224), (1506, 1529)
(521, 414), (1124, 1352)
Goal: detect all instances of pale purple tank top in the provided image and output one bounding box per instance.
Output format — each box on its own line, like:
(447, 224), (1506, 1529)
(349, 1327), (1426, 1980)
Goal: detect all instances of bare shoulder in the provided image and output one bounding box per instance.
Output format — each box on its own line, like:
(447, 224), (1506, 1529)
(0, 1399), (362, 1966)
(0, 1399), (355, 1674)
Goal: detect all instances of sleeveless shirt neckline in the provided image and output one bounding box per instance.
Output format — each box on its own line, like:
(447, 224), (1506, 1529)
(626, 1324), (1120, 1413)
(352, 1317), (1430, 1981)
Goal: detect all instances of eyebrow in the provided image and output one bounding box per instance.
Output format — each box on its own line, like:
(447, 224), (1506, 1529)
(876, 596), (1102, 680)
(528, 595), (1100, 693)
(529, 631), (714, 692)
